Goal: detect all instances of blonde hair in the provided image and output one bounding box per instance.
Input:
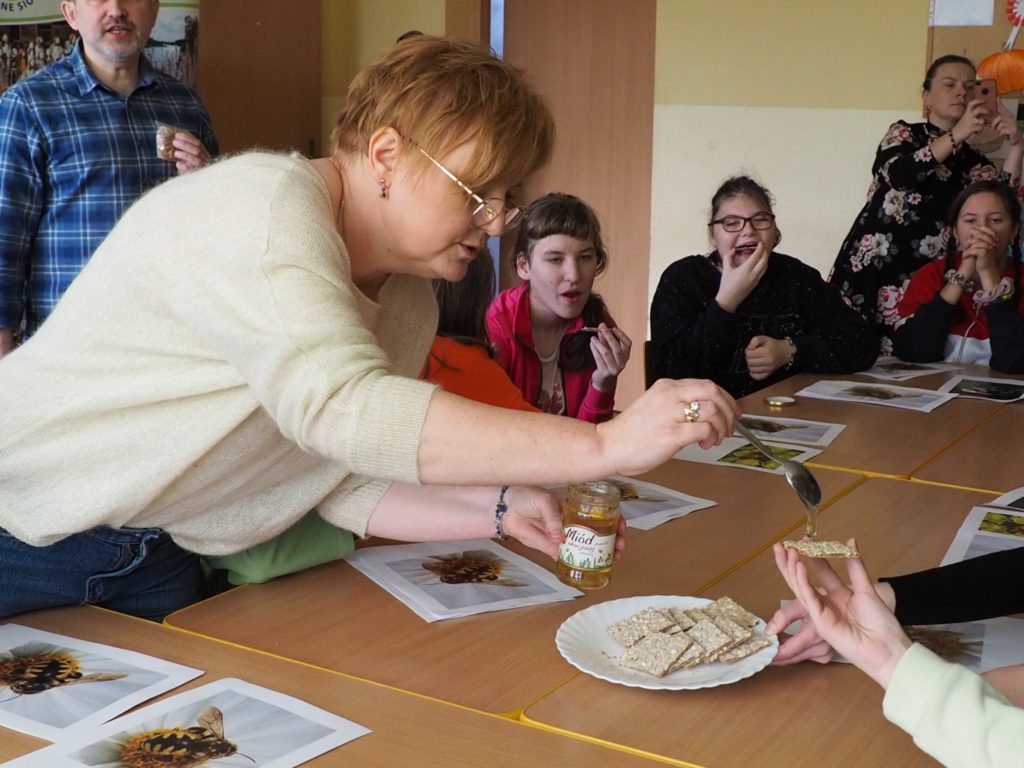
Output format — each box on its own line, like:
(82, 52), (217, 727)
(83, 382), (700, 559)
(331, 35), (555, 189)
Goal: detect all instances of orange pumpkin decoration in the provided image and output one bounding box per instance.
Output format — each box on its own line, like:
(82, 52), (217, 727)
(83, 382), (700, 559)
(977, 48), (1024, 94)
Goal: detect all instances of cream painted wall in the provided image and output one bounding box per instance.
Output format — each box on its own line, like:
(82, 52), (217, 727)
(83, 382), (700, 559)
(656, 1), (929, 109)
(320, 0), (447, 152)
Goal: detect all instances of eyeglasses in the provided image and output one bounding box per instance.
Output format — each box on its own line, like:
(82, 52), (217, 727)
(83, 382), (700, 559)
(709, 213), (776, 232)
(410, 142), (522, 233)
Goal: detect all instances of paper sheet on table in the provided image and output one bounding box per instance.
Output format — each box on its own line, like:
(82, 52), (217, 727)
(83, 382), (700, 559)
(937, 374), (1024, 402)
(0, 625), (202, 741)
(344, 538), (582, 622)
(794, 379), (956, 413)
(941, 505), (1024, 566)
(734, 413), (845, 447)
(860, 356), (961, 382)
(5, 678), (369, 767)
(674, 436), (820, 475)
(548, 476), (716, 531)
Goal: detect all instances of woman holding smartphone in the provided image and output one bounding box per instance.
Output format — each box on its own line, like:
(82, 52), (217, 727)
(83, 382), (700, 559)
(828, 55), (1023, 350)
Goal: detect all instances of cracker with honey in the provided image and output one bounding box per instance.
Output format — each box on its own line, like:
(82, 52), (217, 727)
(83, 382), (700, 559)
(783, 539), (859, 559)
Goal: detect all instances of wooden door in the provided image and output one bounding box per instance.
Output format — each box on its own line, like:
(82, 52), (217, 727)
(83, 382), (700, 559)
(197, 0), (322, 156)
(503, 0), (657, 407)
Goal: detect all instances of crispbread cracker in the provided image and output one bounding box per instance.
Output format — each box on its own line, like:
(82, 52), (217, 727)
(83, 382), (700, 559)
(605, 598), (773, 677)
(714, 596), (761, 629)
(664, 606), (696, 630)
(607, 607), (675, 647)
(717, 634), (772, 663)
(783, 539), (859, 559)
(685, 618), (732, 659)
(618, 632), (693, 677)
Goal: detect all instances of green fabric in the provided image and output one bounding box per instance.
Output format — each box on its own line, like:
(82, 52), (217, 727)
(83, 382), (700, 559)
(203, 510), (355, 585)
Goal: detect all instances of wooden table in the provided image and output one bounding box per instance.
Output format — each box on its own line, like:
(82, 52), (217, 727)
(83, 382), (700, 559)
(913, 401), (1024, 493)
(0, 607), (670, 768)
(165, 462), (860, 715)
(521, 479), (996, 768)
(739, 372), (1002, 478)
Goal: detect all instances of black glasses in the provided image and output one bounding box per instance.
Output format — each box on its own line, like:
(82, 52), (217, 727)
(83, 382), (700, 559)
(709, 213), (776, 232)
(409, 141), (522, 234)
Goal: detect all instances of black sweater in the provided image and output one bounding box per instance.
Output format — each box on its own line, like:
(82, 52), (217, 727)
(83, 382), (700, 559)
(882, 546), (1024, 625)
(649, 252), (880, 398)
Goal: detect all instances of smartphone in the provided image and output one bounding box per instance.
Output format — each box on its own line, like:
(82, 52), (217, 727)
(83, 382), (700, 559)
(975, 78), (999, 125)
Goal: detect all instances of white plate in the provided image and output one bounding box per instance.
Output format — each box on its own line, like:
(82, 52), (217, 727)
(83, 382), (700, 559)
(555, 594), (778, 690)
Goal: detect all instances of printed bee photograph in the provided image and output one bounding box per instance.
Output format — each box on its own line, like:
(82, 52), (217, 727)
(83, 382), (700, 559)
(389, 548), (553, 610)
(68, 689), (333, 768)
(0, 640), (154, 731)
(718, 443), (803, 471)
(904, 623), (985, 672)
(948, 378), (1024, 402)
(734, 415), (844, 448)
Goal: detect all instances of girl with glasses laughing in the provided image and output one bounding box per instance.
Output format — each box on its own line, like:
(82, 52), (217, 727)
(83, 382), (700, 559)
(650, 175), (879, 398)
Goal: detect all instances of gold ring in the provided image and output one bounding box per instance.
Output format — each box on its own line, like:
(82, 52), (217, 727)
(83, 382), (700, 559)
(684, 400), (701, 423)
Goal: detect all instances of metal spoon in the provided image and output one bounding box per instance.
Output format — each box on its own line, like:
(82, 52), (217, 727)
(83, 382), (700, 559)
(733, 421), (822, 537)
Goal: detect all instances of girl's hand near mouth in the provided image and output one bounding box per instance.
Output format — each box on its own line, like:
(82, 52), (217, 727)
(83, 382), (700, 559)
(589, 323), (632, 392)
(715, 241), (770, 313)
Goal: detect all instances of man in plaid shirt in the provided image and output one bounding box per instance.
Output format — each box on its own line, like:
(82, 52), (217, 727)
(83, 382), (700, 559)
(0, 0), (218, 356)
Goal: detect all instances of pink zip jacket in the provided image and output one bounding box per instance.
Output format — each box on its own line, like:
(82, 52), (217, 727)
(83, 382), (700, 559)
(486, 282), (616, 423)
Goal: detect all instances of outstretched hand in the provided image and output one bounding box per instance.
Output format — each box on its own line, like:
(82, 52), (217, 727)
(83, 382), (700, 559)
(598, 378), (738, 477)
(770, 541), (912, 689)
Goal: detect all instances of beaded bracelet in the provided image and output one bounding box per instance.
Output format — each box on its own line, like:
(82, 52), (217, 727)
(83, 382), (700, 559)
(782, 336), (797, 371)
(948, 131), (960, 155)
(494, 486), (510, 541)
(944, 269), (977, 293)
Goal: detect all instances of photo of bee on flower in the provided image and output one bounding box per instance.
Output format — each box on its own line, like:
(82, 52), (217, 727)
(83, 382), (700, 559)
(841, 385), (909, 401)
(70, 686), (343, 768)
(420, 551), (529, 587)
(719, 443), (803, 471)
(979, 512), (1024, 538)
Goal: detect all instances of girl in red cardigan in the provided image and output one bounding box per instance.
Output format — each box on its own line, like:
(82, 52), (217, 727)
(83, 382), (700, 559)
(486, 193), (632, 422)
(894, 180), (1024, 372)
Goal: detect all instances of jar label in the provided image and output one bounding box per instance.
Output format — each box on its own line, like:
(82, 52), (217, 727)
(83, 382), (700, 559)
(558, 525), (615, 570)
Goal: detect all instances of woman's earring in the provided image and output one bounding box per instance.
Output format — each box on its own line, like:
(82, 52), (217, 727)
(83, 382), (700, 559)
(379, 179), (388, 200)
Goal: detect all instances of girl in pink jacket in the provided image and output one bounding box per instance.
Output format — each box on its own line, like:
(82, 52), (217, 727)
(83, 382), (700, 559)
(486, 193), (631, 422)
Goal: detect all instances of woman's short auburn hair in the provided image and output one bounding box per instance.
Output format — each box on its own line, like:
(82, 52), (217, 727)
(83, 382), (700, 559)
(331, 35), (555, 190)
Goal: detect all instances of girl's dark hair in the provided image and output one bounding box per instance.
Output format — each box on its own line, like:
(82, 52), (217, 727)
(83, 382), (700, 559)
(709, 175), (775, 222)
(424, 251), (496, 377)
(943, 180), (1022, 313)
(923, 55), (975, 91)
(513, 192), (611, 371)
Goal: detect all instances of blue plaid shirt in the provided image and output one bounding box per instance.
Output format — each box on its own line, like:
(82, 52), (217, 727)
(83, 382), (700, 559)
(0, 42), (218, 335)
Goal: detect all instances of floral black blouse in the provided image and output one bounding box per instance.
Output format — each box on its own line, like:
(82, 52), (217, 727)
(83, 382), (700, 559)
(827, 120), (1006, 352)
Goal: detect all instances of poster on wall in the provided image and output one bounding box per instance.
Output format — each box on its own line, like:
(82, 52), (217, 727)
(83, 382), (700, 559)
(0, 0), (199, 96)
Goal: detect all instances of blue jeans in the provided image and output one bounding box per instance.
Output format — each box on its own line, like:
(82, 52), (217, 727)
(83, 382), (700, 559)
(0, 526), (208, 621)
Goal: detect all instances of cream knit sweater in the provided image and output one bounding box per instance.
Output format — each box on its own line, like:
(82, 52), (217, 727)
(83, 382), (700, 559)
(0, 153), (438, 554)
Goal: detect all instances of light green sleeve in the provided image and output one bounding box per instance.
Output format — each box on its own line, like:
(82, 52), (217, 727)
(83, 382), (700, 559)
(883, 643), (1024, 768)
